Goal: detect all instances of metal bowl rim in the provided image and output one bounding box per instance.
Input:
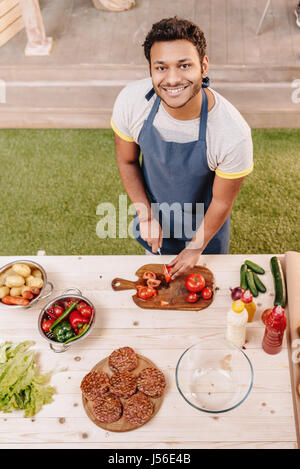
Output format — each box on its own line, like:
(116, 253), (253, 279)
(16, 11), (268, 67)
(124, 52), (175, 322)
(0, 259), (50, 309)
(38, 292), (96, 346)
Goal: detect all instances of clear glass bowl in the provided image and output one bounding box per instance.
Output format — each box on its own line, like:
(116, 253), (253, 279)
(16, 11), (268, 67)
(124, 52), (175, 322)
(175, 337), (254, 414)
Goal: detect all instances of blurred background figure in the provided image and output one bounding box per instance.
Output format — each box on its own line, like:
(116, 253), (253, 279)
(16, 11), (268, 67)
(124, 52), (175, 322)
(295, 1), (300, 27)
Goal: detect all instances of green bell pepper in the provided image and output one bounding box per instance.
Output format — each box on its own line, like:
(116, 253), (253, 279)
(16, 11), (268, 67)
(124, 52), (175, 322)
(52, 321), (75, 343)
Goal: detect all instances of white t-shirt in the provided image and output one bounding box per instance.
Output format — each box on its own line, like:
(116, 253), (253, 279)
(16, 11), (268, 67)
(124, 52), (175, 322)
(111, 77), (253, 179)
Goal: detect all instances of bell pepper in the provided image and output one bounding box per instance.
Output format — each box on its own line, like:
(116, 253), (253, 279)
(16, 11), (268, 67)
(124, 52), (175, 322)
(69, 310), (89, 335)
(52, 321), (75, 343)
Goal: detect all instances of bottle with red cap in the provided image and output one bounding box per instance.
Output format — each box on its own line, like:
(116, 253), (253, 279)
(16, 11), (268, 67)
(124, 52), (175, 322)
(241, 290), (256, 322)
(262, 305), (287, 355)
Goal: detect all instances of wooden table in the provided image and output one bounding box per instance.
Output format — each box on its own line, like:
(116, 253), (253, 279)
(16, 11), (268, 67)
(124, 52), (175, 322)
(0, 254), (297, 449)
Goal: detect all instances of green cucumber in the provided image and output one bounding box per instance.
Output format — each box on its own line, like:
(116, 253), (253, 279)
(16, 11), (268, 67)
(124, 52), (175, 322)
(245, 270), (258, 297)
(245, 260), (265, 275)
(270, 256), (286, 307)
(252, 272), (267, 293)
(240, 264), (248, 290)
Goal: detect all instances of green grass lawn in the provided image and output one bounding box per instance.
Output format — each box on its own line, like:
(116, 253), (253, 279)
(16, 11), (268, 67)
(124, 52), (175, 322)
(0, 128), (299, 256)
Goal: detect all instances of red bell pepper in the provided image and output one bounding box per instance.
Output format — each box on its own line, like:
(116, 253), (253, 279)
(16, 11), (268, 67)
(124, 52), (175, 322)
(69, 310), (89, 335)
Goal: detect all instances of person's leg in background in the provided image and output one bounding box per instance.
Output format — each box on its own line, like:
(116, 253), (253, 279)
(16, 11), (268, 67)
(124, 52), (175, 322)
(295, 1), (300, 28)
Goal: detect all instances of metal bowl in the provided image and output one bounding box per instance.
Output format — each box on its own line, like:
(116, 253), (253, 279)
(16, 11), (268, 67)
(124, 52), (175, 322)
(38, 288), (96, 353)
(0, 259), (53, 309)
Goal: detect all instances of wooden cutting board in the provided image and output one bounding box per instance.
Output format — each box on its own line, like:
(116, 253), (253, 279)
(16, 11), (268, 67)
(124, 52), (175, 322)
(82, 354), (165, 432)
(111, 263), (215, 311)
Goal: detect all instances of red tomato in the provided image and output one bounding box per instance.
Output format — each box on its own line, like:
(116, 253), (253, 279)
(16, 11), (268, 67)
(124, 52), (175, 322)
(80, 305), (92, 319)
(146, 278), (161, 288)
(42, 318), (55, 333)
(77, 302), (88, 311)
(53, 305), (64, 318)
(143, 271), (156, 280)
(186, 292), (198, 303)
(137, 286), (157, 300)
(185, 274), (206, 293)
(201, 287), (212, 300)
(164, 265), (172, 283)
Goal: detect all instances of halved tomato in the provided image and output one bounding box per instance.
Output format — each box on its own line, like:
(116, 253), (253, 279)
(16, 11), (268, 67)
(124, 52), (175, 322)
(146, 278), (161, 288)
(137, 286), (157, 300)
(143, 271), (156, 280)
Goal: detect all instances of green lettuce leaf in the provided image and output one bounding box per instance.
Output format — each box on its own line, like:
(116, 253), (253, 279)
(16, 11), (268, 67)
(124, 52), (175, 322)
(0, 341), (55, 417)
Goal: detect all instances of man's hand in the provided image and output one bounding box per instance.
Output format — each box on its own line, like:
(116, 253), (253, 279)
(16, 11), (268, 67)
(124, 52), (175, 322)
(139, 218), (163, 253)
(167, 246), (202, 280)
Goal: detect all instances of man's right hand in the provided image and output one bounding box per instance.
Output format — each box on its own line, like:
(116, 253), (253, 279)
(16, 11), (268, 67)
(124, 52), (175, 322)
(139, 218), (163, 253)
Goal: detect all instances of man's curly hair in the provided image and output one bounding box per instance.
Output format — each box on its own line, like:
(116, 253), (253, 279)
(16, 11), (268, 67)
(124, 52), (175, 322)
(143, 17), (207, 65)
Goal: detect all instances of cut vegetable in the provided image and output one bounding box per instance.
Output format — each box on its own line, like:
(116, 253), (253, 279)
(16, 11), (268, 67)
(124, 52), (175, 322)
(270, 256), (287, 307)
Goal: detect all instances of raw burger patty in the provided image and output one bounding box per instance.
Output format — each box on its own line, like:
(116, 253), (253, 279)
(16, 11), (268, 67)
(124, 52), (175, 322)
(136, 367), (166, 398)
(92, 393), (122, 423)
(108, 346), (138, 373)
(109, 371), (137, 398)
(80, 370), (109, 401)
(123, 392), (153, 426)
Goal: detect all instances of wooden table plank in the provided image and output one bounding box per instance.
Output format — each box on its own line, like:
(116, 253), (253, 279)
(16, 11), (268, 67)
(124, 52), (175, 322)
(0, 255), (296, 448)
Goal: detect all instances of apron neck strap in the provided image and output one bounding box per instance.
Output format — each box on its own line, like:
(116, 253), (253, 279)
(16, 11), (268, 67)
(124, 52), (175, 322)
(199, 88), (208, 140)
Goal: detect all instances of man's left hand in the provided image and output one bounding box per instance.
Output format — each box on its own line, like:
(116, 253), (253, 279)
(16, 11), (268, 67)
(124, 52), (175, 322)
(167, 247), (203, 280)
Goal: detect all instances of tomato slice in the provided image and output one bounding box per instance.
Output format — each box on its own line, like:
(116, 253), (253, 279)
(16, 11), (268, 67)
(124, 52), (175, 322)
(137, 286), (157, 300)
(146, 278), (161, 288)
(164, 265), (172, 283)
(143, 271), (156, 280)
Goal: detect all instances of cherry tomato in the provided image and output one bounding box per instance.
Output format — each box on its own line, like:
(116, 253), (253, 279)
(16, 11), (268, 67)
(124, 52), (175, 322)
(201, 287), (212, 300)
(146, 278), (161, 288)
(80, 305), (92, 319)
(53, 305), (64, 318)
(186, 292), (198, 303)
(185, 273), (206, 293)
(143, 271), (156, 280)
(42, 318), (55, 333)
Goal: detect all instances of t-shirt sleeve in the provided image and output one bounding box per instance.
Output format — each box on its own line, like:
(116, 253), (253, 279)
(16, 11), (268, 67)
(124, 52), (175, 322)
(215, 136), (253, 179)
(111, 87), (135, 142)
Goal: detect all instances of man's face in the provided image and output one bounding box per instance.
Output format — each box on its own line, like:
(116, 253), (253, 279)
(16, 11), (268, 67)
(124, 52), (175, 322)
(150, 39), (206, 110)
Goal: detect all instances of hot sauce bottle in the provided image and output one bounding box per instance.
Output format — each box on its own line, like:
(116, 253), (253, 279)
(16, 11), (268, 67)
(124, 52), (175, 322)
(262, 305), (287, 355)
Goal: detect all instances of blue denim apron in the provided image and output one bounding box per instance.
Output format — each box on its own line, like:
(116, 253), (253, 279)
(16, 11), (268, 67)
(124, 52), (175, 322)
(133, 81), (230, 255)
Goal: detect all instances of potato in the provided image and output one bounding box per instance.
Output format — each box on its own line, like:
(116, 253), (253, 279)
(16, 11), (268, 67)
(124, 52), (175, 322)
(5, 275), (25, 288)
(0, 267), (15, 285)
(12, 263), (31, 278)
(0, 286), (10, 298)
(31, 269), (42, 279)
(26, 276), (43, 289)
(10, 287), (23, 296)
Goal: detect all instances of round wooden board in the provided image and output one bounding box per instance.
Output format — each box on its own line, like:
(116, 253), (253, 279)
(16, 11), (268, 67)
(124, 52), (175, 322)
(82, 354), (165, 432)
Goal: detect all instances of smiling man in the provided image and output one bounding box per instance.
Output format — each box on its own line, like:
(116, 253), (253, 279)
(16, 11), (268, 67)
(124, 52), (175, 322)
(111, 17), (253, 279)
